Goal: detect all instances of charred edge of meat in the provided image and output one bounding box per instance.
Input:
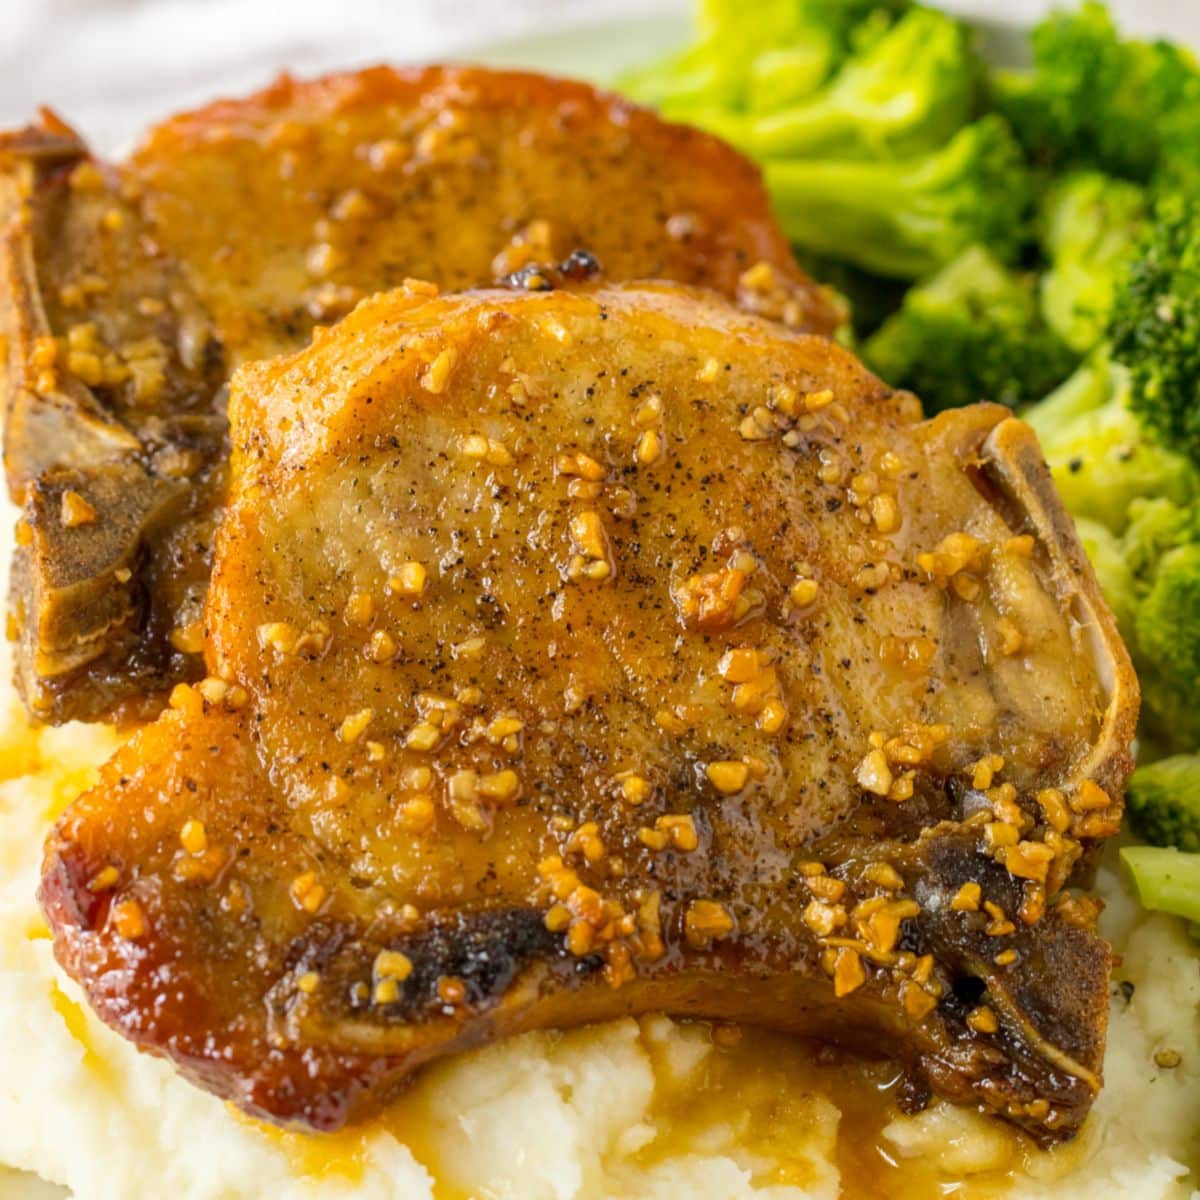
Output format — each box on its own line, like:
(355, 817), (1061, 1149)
(43, 811), (1108, 1144)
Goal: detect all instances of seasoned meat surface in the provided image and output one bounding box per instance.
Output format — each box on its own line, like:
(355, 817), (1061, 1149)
(42, 284), (1138, 1141)
(0, 67), (838, 723)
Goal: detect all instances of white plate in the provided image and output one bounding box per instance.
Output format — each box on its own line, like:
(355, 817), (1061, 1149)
(2, 4), (1197, 1197)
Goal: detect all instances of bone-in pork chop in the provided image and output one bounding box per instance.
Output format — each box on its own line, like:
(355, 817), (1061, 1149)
(0, 66), (839, 723)
(41, 283), (1137, 1141)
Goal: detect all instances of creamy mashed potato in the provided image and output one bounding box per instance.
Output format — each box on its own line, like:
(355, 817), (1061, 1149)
(0, 512), (1198, 1199)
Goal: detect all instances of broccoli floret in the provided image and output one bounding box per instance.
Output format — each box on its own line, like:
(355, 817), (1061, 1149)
(744, 42), (843, 115)
(1074, 516), (1139, 637)
(1157, 103), (1200, 195)
(1039, 172), (1147, 353)
(1136, 544), (1200, 748)
(765, 116), (1030, 279)
(863, 245), (1076, 412)
(731, 8), (979, 161)
(1023, 353), (1197, 533)
(619, 0), (908, 117)
(1120, 846), (1200, 924)
(617, 0), (831, 114)
(1126, 756), (1200, 852)
(1108, 194), (1200, 469)
(1113, 498), (1200, 750)
(993, 2), (1200, 181)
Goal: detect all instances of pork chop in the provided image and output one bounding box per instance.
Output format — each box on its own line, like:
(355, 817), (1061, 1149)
(0, 67), (839, 723)
(41, 283), (1138, 1141)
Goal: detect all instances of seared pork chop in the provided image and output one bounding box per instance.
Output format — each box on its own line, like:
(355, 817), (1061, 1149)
(0, 67), (839, 723)
(42, 283), (1137, 1140)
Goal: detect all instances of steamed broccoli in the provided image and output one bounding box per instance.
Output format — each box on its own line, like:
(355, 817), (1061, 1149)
(765, 116), (1031, 278)
(1108, 194), (1200, 469)
(617, 0), (832, 114)
(1073, 504), (1200, 755)
(618, 0), (909, 117)
(1120, 846), (1200, 925)
(725, 8), (979, 161)
(1039, 172), (1147, 353)
(1126, 756), (1200, 852)
(1073, 517), (1139, 635)
(1079, 498), (1200, 752)
(1122, 500), (1200, 749)
(993, 2), (1200, 181)
(863, 245), (1076, 411)
(1023, 353), (1197, 533)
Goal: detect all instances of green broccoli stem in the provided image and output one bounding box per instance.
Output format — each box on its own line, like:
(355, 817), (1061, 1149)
(739, 7), (975, 160)
(1025, 349), (1119, 427)
(1126, 754), (1200, 850)
(746, 42), (838, 112)
(765, 155), (948, 277)
(764, 117), (1028, 279)
(750, 98), (874, 157)
(1121, 846), (1200, 924)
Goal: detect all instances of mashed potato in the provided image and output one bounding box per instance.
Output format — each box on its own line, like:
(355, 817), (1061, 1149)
(0, 511), (1197, 1199)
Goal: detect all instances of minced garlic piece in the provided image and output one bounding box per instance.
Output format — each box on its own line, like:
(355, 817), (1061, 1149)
(373, 978), (400, 1005)
(339, 708), (374, 743)
(374, 949), (413, 982)
(634, 395), (662, 427)
(706, 761), (749, 795)
(290, 872), (327, 914)
(672, 561), (750, 631)
(367, 630), (397, 663)
(655, 814), (699, 852)
(87, 866), (120, 893)
(635, 429), (662, 466)
(544, 903), (572, 932)
(397, 796), (435, 833)
(1036, 788), (1071, 833)
(855, 749), (893, 797)
(478, 769), (520, 804)
(1003, 840), (1055, 883)
(460, 433), (512, 466)
(60, 490), (96, 528)
(1073, 779), (1112, 813)
(967, 1006), (999, 1035)
(917, 532), (983, 580)
(864, 862), (905, 891)
(620, 774), (652, 805)
(832, 947), (866, 997)
(345, 591), (374, 626)
(684, 899), (734, 947)
(404, 722), (441, 751)
(556, 451), (606, 481)
(970, 755), (1004, 791)
(169, 621), (205, 655)
(789, 578), (819, 607)
(389, 561), (428, 598)
(179, 819), (207, 855)
(257, 622), (298, 655)
(994, 617), (1024, 656)
(111, 898), (146, 941)
(803, 900), (846, 937)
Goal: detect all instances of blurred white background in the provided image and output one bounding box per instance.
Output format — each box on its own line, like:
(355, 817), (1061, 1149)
(0, 0), (1197, 153)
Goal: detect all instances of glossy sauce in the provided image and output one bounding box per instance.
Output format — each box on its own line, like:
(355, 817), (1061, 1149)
(247, 1020), (1087, 1198)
